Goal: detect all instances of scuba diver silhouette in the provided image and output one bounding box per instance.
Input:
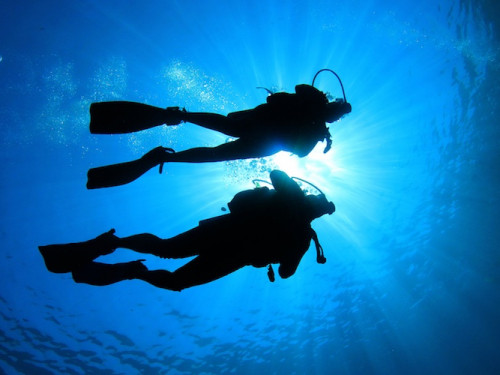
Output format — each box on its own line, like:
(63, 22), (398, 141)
(87, 69), (351, 189)
(39, 170), (335, 291)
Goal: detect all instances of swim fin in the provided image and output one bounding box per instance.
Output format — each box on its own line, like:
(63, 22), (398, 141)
(39, 230), (117, 273)
(90, 101), (183, 134)
(87, 147), (174, 189)
(72, 260), (147, 286)
(87, 161), (145, 189)
(39, 244), (85, 273)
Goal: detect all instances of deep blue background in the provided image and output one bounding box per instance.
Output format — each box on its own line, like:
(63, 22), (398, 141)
(1, 0), (499, 374)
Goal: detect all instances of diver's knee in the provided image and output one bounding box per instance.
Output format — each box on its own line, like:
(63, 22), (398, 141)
(163, 277), (184, 292)
(140, 270), (184, 291)
(71, 269), (86, 284)
(163, 273), (188, 292)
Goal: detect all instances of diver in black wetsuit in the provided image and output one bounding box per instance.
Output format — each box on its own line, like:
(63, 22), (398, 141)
(39, 170), (335, 291)
(86, 70), (351, 189)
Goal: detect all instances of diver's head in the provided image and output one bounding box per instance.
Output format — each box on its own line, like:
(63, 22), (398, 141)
(323, 100), (352, 123)
(305, 194), (335, 220)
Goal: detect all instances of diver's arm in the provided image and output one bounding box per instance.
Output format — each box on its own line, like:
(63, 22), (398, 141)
(278, 259), (301, 279)
(278, 236), (311, 279)
(289, 119), (330, 157)
(278, 248), (306, 279)
(293, 136), (319, 158)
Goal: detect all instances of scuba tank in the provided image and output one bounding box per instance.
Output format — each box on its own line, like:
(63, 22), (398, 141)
(227, 186), (273, 215)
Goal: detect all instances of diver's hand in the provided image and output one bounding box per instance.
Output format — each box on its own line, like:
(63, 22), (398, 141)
(128, 259), (148, 278)
(267, 265), (275, 282)
(141, 146), (175, 173)
(142, 146), (175, 163)
(165, 106), (186, 126)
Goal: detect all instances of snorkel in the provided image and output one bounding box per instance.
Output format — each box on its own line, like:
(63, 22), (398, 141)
(312, 69), (348, 104)
(312, 69), (352, 152)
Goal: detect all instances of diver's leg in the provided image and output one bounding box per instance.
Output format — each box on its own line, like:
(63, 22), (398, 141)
(72, 260), (147, 286)
(136, 254), (243, 291)
(87, 139), (276, 189)
(90, 102), (184, 134)
(116, 227), (204, 259)
(162, 138), (277, 164)
(38, 229), (118, 273)
(179, 112), (243, 137)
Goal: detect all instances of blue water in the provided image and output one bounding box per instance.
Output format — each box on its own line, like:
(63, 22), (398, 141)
(1, 0), (499, 374)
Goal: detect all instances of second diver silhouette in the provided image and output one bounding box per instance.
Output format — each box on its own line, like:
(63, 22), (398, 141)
(39, 170), (335, 291)
(87, 69), (351, 189)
